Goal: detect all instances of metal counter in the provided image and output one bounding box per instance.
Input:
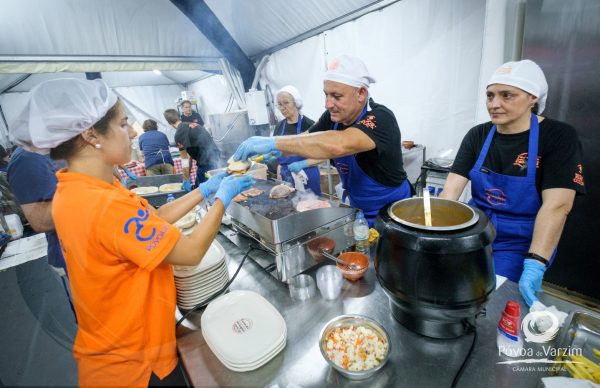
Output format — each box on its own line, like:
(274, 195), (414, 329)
(176, 228), (598, 387)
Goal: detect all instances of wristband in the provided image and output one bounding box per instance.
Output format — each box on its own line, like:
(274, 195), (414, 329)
(525, 252), (549, 267)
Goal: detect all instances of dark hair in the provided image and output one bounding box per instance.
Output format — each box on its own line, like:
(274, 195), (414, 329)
(142, 119), (158, 132)
(180, 100), (192, 107)
(531, 102), (539, 114)
(163, 109), (180, 125)
(0, 145), (7, 160)
(50, 100), (122, 160)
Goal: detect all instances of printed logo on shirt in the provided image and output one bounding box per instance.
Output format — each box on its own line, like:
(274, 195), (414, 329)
(124, 208), (157, 242)
(145, 225), (169, 252)
(573, 164), (584, 186)
(358, 115), (377, 130)
(513, 153), (540, 169)
(336, 162), (350, 175)
(485, 188), (507, 206)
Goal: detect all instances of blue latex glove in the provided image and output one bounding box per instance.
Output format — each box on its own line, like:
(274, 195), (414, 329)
(198, 172), (227, 198)
(260, 151), (282, 163)
(215, 175), (256, 208)
(232, 137), (276, 161)
(181, 178), (193, 192)
(288, 159), (309, 174)
(518, 258), (547, 306)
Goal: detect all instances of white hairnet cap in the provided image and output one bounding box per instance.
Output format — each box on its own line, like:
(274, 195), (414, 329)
(277, 85), (303, 110)
(10, 78), (118, 154)
(487, 59), (548, 114)
(324, 55), (376, 88)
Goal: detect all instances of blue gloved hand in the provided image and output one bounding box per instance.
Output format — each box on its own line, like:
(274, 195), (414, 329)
(232, 137), (276, 161)
(181, 178), (193, 192)
(214, 175), (256, 208)
(260, 151), (282, 163)
(518, 258), (547, 306)
(124, 168), (137, 181)
(288, 159), (309, 173)
(198, 172), (227, 198)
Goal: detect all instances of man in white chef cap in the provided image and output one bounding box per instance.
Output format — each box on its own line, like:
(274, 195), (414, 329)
(233, 55), (412, 227)
(440, 59), (585, 307)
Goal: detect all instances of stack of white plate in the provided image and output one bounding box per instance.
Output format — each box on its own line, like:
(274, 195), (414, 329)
(201, 290), (287, 372)
(173, 241), (229, 310)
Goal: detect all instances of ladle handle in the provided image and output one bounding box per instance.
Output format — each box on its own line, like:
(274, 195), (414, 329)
(320, 249), (354, 268)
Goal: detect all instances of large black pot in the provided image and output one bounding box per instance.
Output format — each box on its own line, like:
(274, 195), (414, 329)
(375, 197), (496, 338)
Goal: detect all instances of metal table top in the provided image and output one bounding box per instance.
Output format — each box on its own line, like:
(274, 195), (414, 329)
(176, 228), (598, 387)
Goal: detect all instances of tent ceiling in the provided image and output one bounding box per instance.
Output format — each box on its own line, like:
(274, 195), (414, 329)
(205, 0), (386, 57)
(0, 0), (402, 91)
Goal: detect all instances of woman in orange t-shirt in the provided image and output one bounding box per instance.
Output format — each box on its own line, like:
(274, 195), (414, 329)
(11, 78), (254, 386)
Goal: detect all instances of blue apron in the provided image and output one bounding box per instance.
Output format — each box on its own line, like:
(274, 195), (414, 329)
(468, 114), (554, 282)
(333, 105), (411, 227)
(278, 115), (321, 195)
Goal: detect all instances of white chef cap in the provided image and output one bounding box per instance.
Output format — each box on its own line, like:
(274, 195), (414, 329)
(10, 78), (118, 154)
(277, 85), (303, 110)
(487, 59), (548, 114)
(324, 55), (376, 89)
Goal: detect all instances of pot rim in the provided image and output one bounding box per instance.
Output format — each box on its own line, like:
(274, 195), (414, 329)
(387, 197), (479, 231)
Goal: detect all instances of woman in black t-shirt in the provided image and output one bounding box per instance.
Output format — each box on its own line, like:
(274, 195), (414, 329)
(440, 60), (585, 306)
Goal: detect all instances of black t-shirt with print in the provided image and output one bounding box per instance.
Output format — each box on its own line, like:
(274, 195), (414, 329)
(451, 118), (585, 196)
(308, 98), (407, 186)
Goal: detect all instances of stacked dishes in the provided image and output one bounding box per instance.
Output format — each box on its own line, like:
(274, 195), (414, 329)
(201, 290), (287, 372)
(173, 241), (228, 310)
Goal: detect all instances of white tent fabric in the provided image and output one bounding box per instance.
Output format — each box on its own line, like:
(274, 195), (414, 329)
(0, 0), (221, 61)
(204, 0), (380, 57)
(261, 0), (487, 158)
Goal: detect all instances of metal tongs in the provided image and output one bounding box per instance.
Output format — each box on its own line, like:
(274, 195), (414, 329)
(320, 249), (360, 270)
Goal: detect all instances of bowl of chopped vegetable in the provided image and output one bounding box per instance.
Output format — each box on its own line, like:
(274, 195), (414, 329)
(319, 314), (391, 380)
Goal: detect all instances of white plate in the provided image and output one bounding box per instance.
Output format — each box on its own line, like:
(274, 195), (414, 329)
(175, 213), (196, 230)
(204, 329), (286, 371)
(176, 272), (228, 295)
(202, 324), (287, 367)
(201, 290), (287, 365)
(175, 265), (228, 288)
(159, 183), (183, 193)
(131, 186), (158, 195)
(173, 241), (226, 277)
(176, 273), (229, 299)
(174, 260), (227, 282)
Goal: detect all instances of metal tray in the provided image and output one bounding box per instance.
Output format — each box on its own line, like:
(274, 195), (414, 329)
(133, 173), (185, 207)
(553, 311), (600, 376)
(226, 179), (355, 244)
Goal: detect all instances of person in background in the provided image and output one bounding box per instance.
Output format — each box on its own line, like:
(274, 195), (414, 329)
(233, 55), (412, 227)
(164, 108), (220, 186)
(271, 86), (321, 195)
(139, 119), (174, 176)
(179, 99), (204, 126)
(0, 145), (9, 172)
(10, 78), (254, 386)
(8, 147), (67, 274)
(440, 60), (585, 306)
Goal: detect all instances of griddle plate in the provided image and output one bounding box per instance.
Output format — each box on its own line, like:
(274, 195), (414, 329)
(236, 180), (305, 220)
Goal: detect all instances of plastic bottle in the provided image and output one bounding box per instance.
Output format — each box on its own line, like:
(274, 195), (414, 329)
(497, 301), (523, 357)
(166, 193), (175, 203)
(353, 211), (369, 255)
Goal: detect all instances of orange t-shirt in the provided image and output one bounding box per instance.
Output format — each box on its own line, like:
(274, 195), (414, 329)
(52, 170), (182, 386)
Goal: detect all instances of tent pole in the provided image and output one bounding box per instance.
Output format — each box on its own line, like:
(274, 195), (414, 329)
(170, 0), (255, 90)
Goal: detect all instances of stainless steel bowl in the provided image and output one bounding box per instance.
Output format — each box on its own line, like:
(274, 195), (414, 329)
(319, 314), (391, 380)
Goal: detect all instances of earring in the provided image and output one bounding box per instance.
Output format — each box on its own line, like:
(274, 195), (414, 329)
(95, 143), (102, 149)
